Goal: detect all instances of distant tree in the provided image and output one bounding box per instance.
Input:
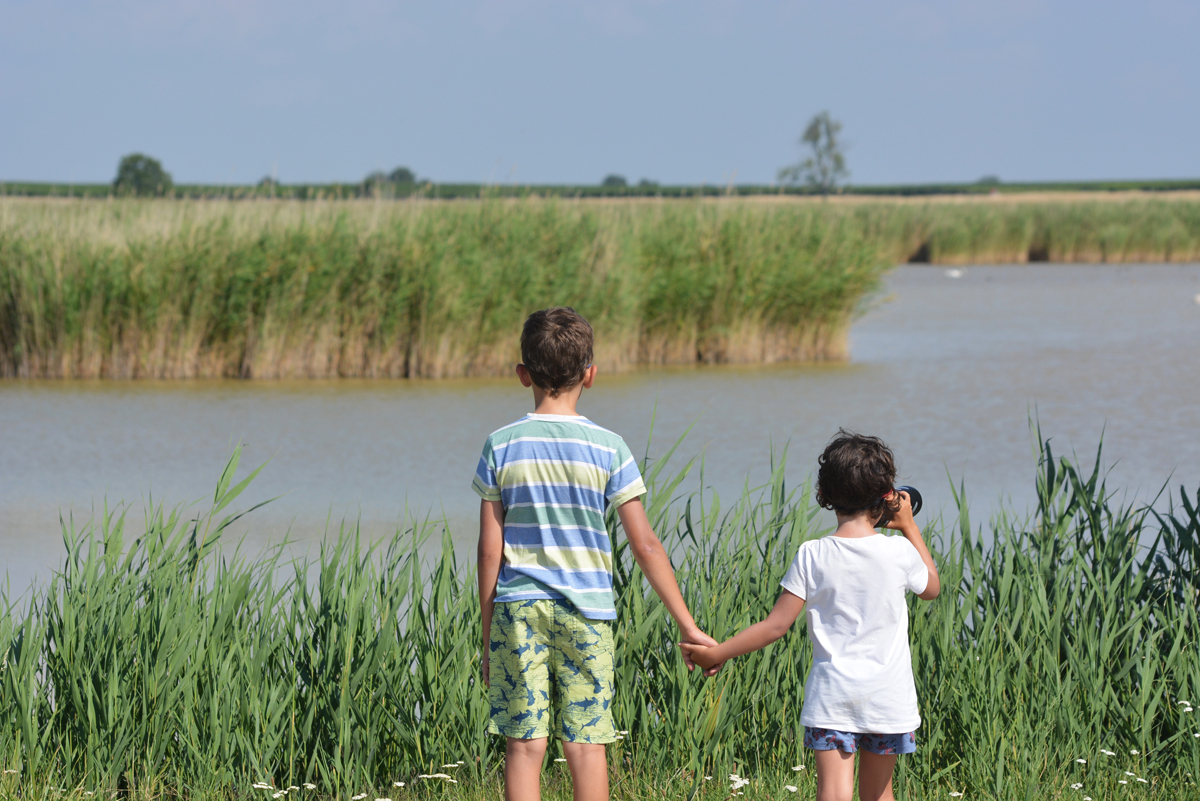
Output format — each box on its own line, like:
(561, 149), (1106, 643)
(637, 178), (659, 189)
(976, 175), (1001, 186)
(257, 175), (279, 188)
(601, 174), (628, 188)
(113, 153), (173, 196)
(363, 170), (389, 185)
(777, 112), (848, 195)
(388, 166), (417, 183)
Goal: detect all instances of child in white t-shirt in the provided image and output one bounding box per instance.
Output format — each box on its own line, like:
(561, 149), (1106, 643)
(680, 430), (940, 801)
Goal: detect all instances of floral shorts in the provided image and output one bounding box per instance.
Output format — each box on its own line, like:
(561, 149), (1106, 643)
(487, 599), (617, 743)
(804, 727), (916, 755)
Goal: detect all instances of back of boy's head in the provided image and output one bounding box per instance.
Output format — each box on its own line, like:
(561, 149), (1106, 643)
(815, 429), (901, 522)
(521, 307), (594, 397)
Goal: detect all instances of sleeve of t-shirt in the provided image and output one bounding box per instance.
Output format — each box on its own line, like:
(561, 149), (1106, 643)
(902, 539), (929, 595)
(471, 439), (502, 502)
(779, 544), (809, 601)
(606, 438), (647, 508)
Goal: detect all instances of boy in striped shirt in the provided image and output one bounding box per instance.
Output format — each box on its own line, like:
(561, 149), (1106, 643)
(473, 307), (715, 801)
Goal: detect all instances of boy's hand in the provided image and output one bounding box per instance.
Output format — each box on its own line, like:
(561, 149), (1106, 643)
(679, 642), (722, 672)
(881, 490), (916, 532)
(679, 627), (722, 675)
(481, 649), (490, 688)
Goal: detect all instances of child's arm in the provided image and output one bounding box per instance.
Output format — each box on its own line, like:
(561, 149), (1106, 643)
(883, 490), (940, 600)
(477, 499), (505, 686)
(678, 590), (805, 671)
(617, 499), (718, 667)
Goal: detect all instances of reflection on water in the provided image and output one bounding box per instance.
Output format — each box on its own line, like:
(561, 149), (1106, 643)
(3, 264), (1199, 590)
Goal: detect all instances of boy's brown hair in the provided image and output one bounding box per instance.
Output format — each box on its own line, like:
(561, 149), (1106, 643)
(520, 307), (594, 397)
(815, 428), (902, 526)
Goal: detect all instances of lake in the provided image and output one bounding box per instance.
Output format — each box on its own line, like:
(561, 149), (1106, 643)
(3, 263), (1199, 591)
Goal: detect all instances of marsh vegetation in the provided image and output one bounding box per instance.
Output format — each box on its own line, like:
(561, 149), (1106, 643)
(2, 196), (1198, 381)
(0, 436), (1197, 799)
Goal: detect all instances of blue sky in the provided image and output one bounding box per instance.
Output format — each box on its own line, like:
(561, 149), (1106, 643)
(2, 1), (1197, 185)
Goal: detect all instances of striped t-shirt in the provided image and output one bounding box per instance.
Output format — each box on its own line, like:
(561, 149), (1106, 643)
(471, 413), (647, 620)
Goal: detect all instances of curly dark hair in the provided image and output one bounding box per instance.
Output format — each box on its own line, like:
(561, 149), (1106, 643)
(520, 307), (594, 397)
(815, 428), (901, 526)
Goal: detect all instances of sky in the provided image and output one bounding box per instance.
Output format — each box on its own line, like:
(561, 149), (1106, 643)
(2, 0), (1198, 186)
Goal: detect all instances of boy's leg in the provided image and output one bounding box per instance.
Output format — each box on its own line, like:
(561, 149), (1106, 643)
(562, 741), (608, 801)
(856, 752), (898, 801)
(813, 748), (855, 801)
(506, 737), (549, 801)
(552, 603), (617, 801)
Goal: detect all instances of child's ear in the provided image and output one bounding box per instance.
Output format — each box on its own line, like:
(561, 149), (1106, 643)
(581, 364), (598, 389)
(516, 364), (534, 388)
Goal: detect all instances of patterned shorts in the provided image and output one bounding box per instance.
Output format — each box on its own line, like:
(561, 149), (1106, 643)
(487, 599), (616, 743)
(804, 727), (917, 755)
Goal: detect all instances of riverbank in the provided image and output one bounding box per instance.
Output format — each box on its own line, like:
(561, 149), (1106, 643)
(0, 440), (1196, 799)
(0, 196), (1197, 379)
(0, 198), (883, 379)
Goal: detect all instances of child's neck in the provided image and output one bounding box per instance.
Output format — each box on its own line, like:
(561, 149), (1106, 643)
(531, 385), (585, 416)
(832, 511), (880, 539)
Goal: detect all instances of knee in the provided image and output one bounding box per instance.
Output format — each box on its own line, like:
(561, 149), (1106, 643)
(508, 737), (549, 760)
(562, 741), (605, 760)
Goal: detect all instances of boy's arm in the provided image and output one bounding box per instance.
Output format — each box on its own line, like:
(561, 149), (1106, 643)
(679, 590), (805, 670)
(478, 499), (505, 686)
(884, 490), (940, 600)
(617, 498), (718, 667)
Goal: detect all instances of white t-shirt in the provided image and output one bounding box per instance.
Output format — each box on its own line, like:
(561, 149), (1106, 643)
(779, 533), (929, 733)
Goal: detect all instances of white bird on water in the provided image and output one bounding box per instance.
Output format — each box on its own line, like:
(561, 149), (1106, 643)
(945, 269), (963, 278)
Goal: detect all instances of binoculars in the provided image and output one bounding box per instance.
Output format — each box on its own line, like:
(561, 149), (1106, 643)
(876, 485), (922, 528)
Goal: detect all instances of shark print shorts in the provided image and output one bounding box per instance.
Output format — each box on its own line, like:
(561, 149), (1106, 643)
(488, 599), (617, 743)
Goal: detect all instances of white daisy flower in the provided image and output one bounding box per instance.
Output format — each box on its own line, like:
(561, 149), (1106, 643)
(784, 786), (798, 793)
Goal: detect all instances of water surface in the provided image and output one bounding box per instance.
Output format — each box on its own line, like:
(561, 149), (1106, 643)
(3, 263), (1199, 590)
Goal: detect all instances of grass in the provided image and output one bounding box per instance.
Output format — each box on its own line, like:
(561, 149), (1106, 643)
(2, 195), (1199, 381)
(0, 430), (1197, 800)
(0, 198), (883, 379)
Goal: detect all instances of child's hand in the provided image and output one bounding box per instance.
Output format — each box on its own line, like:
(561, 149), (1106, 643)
(882, 489), (916, 532)
(481, 650), (490, 688)
(679, 642), (722, 673)
(679, 627), (722, 676)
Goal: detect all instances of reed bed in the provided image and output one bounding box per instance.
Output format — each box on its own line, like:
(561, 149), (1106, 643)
(4, 195), (1197, 381)
(0, 198), (883, 379)
(1, 435), (1197, 800)
(853, 198), (1200, 264)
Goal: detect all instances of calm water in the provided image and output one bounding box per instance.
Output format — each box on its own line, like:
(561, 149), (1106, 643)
(3, 264), (1200, 590)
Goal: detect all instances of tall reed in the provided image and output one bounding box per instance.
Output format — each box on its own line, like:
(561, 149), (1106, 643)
(1, 435), (1197, 800)
(0, 199), (883, 379)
